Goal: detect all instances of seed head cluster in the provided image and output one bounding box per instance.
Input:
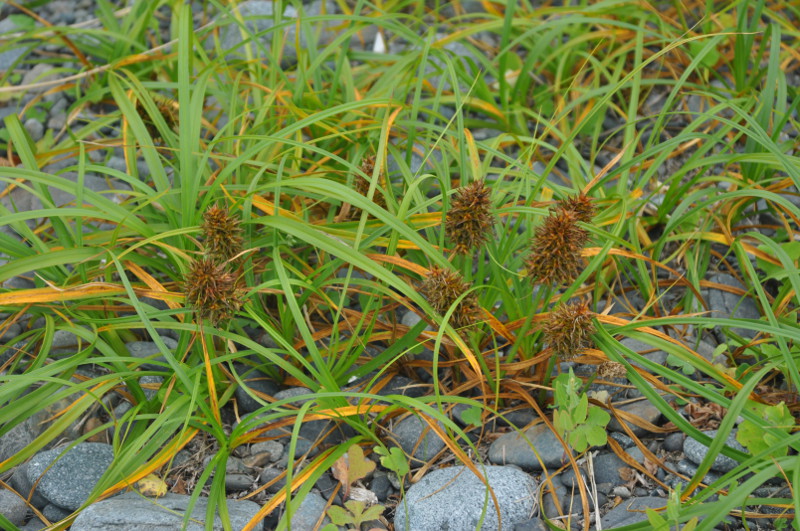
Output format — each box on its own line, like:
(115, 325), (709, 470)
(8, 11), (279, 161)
(597, 360), (627, 380)
(352, 155), (386, 212)
(526, 194), (594, 286)
(542, 301), (595, 360)
(420, 266), (481, 329)
(184, 257), (242, 325)
(201, 204), (243, 262)
(445, 180), (495, 254)
(135, 96), (178, 143)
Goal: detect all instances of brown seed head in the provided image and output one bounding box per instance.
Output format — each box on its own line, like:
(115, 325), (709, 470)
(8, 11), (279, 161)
(597, 361), (627, 380)
(557, 193), (595, 224)
(202, 205), (243, 262)
(420, 266), (481, 328)
(135, 96), (178, 143)
(525, 209), (590, 286)
(542, 301), (595, 360)
(352, 155), (386, 213)
(445, 180), (495, 254)
(185, 258), (242, 325)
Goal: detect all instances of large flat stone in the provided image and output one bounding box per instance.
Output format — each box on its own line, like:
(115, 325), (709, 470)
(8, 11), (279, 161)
(394, 465), (537, 531)
(70, 492), (263, 530)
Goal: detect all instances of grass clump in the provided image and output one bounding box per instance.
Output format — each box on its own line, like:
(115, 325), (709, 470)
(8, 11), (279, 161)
(0, 0), (799, 530)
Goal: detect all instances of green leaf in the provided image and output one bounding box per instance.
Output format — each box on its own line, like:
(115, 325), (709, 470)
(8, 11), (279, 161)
(374, 446), (409, 478)
(460, 404), (483, 427)
(326, 505), (353, 526)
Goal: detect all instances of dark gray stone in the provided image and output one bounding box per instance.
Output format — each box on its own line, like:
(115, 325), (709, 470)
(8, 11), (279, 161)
(619, 337), (668, 369)
(69, 491), (263, 530)
(663, 432), (684, 452)
(10, 463), (48, 509)
(23, 118), (44, 142)
(683, 429), (747, 473)
(541, 483), (568, 520)
(0, 486), (28, 526)
(217, 0), (338, 65)
(124, 337), (178, 369)
(394, 465), (537, 531)
(21, 64), (61, 92)
(225, 473), (253, 491)
(514, 517), (548, 531)
(370, 471), (392, 502)
(376, 375), (427, 399)
(42, 503), (71, 522)
(27, 443), (115, 511)
(608, 399), (663, 436)
(391, 414), (445, 463)
(250, 440), (284, 462)
(259, 467), (287, 494)
(488, 423), (566, 471)
(234, 369), (280, 413)
(284, 491), (330, 531)
(703, 273), (761, 340)
(560, 448), (644, 487)
(0, 19), (26, 70)
(600, 496), (666, 528)
(273, 386), (312, 405)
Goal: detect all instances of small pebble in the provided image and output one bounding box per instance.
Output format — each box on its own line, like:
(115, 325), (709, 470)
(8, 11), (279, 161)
(612, 486), (631, 498)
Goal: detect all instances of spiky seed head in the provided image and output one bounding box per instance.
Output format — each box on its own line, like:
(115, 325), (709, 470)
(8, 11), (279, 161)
(351, 155), (386, 217)
(201, 204), (243, 262)
(135, 96), (178, 142)
(184, 258), (242, 325)
(557, 193), (595, 224)
(525, 209), (590, 286)
(419, 266), (481, 328)
(445, 180), (495, 254)
(542, 301), (595, 360)
(597, 361), (627, 380)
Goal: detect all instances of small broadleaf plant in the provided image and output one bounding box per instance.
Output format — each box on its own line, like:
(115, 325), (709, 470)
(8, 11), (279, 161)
(551, 368), (610, 452)
(324, 500), (385, 530)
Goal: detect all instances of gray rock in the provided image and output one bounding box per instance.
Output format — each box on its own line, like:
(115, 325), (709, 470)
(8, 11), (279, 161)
(514, 517), (548, 531)
(234, 368), (280, 413)
(217, 0), (338, 65)
(376, 375), (427, 399)
(124, 337), (178, 369)
(370, 471), (393, 502)
(47, 112), (67, 130)
(608, 399), (663, 436)
(394, 465), (537, 531)
(259, 467), (287, 494)
(10, 462), (48, 509)
(21, 518), (47, 531)
(42, 503), (71, 521)
(619, 337), (668, 370)
(70, 491), (263, 530)
(23, 118), (44, 142)
(0, 18), (26, 71)
(284, 491), (330, 531)
(391, 414), (445, 463)
(250, 440), (284, 462)
(663, 432), (684, 452)
(488, 423), (566, 471)
(27, 443), (114, 511)
(273, 386), (312, 405)
(0, 486), (28, 526)
(0, 322), (23, 342)
(138, 375), (163, 400)
(683, 429), (747, 473)
(560, 448), (645, 487)
(601, 496), (666, 528)
(21, 64), (61, 92)
(541, 483), (568, 520)
(703, 273), (761, 340)
(225, 473), (253, 491)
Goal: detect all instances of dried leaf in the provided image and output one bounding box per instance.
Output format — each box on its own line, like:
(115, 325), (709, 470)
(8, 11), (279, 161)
(331, 445), (376, 501)
(136, 473), (168, 498)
